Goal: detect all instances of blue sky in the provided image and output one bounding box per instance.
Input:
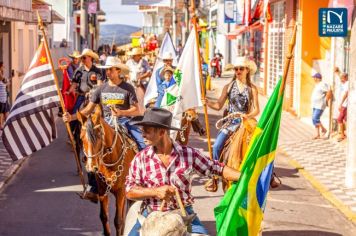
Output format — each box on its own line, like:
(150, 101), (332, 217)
(100, 0), (143, 27)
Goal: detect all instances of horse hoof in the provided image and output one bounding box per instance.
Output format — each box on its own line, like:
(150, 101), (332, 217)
(76, 191), (99, 204)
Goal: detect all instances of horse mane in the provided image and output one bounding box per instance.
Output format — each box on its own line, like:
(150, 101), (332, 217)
(86, 117), (97, 144)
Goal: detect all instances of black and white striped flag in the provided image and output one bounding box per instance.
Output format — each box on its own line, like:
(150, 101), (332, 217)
(2, 41), (60, 161)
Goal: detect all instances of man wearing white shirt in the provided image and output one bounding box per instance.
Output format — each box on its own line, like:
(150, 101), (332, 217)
(311, 73), (331, 139)
(337, 73), (349, 142)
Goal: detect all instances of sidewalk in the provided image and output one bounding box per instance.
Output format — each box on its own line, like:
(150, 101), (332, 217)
(0, 137), (26, 191)
(207, 76), (356, 222)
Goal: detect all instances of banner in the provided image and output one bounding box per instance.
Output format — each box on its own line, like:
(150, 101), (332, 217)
(224, 0), (236, 23)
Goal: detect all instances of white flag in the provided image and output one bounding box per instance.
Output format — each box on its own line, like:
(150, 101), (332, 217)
(144, 33), (177, 106)
(160, 28), (203, 129)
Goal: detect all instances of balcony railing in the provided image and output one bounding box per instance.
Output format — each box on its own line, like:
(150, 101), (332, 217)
(143, 26), (163, 35)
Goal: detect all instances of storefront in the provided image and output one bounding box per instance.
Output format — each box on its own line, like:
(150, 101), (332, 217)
(266, 1), (286, 96)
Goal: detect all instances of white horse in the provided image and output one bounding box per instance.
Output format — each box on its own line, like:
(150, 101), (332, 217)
(123, 200), (208, 236)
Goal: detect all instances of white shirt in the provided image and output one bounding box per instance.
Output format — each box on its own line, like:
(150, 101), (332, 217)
(126, 58), (150, 86)
(340, 81), (349, 107)
(311, 81), (330, 110)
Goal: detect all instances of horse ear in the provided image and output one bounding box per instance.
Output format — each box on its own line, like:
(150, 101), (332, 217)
(93, 105), (102, 124)
(77, 111), (87, 125)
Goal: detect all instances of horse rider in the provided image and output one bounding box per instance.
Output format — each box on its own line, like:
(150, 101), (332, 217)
(63, 56), (146, 203)
(66, 49), (104, 158)
(154, 66), (175, 108)
(126, 47), (151, 111)
(67, 50), (81, 79)
(203, 56), (260, 191)
(125, 107), (241, 236)
(67, 48), (104, 113)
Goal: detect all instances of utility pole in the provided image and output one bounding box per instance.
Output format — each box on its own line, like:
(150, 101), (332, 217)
(80, 0), (88, 50)
(345, 15), (356, 188)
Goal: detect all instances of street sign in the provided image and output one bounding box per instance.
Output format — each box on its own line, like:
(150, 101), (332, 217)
(319, 8), (348, 37)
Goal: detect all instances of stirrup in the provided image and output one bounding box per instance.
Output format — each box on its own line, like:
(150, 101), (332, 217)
(204, 177), (218, 192)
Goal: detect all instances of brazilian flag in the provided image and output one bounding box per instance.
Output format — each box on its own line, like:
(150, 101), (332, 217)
(214, 78), (284, 236)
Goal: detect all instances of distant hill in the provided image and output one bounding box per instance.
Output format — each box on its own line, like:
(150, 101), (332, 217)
(99, 24), (141, 46)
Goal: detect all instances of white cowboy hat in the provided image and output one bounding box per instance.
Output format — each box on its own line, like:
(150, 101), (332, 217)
(79, 48), (99, 61)
(161, 52), (174, 60)
(128, 47), (143, 56)
(234, 56), (257, 75)
(68, 50), (81, 58)
(97, 56), (130, 75)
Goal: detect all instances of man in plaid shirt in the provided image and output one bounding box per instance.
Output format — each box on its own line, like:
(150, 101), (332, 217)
(126, 107), (241, 235)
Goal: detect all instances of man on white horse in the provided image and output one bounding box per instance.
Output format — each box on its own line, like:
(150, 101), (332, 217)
(126, 107), (241, 235)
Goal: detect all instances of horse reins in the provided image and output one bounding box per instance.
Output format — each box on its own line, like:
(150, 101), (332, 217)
(215, 112), (242, 130)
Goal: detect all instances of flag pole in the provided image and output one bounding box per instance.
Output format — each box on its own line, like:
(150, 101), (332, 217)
(37, 12), (86, 191)
(278, 25), (297, 98)
(190, 0), (213, 159)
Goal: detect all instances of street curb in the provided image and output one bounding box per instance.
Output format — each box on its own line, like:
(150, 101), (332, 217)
(0, 158), (27, 193)
(278, 148), (356, 224)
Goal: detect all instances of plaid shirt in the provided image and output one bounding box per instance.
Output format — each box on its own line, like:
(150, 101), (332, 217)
(125, 142), (225, 211)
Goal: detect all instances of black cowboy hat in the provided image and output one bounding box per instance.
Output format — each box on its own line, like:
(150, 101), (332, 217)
(130, 107), (181, 131)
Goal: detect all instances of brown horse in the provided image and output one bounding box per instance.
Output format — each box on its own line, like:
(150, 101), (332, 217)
(77, 107), (137, 236)
(219, 118), (257, 192)
(176, 109), (204, 145)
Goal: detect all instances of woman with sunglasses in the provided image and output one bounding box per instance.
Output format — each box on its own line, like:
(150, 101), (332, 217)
(204, 56), (260, 162)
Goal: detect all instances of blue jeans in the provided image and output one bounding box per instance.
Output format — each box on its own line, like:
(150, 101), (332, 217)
(312, 108), (324, 126)
(213, 118), (241, 161)
(105, 117), (146, 151)
(72, 95), (86, 114)
(128, 205), (208, 236)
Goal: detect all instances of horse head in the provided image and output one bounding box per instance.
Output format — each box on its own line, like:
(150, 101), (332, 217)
(78, 106), (103, 173)
(184, 109), (198, 121)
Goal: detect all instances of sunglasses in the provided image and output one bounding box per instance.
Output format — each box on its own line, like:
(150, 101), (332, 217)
(81, 56), (87, 60)
(235, 67), (246, 71)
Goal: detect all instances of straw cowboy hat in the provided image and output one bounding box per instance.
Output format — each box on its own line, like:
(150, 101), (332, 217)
(162, 66), (174, 74)
(234, 56), (257, 75)
(130, 107), (181, 131)
(128, 47), (143, 56)
(161, 52), (174, 60)
(68, 50), (81, 58)
(97, 56), (130, 76)
(79, 48), (99, 61)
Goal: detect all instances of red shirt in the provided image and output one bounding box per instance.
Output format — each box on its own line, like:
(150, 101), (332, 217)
(125, 142), (224, 211)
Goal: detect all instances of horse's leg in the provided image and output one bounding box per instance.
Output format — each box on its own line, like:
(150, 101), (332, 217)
(99, 195), (111, 236)
(114, 189), (126, 236)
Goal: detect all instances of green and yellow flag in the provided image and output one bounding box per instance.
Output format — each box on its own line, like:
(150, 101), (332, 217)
(214, 78), (284, 236)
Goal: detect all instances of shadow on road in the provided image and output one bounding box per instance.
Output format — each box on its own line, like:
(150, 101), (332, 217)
(274, 166), (299, 179)
(263, 230), (342, 236)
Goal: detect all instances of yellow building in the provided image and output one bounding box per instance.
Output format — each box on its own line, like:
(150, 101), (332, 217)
(294, 0), (331, 117)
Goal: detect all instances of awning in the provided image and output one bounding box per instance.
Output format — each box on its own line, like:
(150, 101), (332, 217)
(52, 9), (64, 23)
(226, 21), (263, 40)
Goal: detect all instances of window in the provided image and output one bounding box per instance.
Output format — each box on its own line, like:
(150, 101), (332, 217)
(267, 1), (286, 96)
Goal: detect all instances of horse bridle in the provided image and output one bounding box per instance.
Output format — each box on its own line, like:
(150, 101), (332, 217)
(83, 120), (133, 167)
(82, 117), (136, 195)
